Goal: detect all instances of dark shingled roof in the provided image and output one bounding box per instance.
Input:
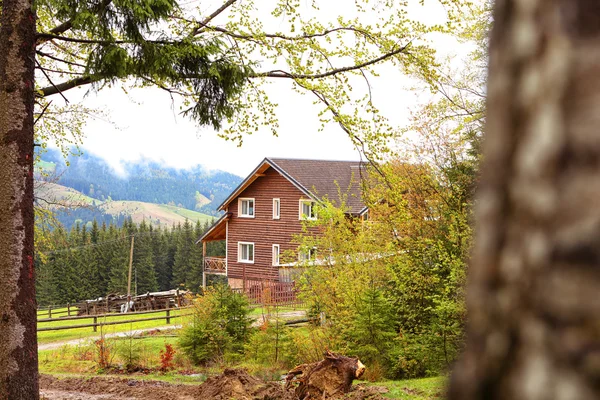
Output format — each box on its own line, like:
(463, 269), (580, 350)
(268, 158), (366, 214)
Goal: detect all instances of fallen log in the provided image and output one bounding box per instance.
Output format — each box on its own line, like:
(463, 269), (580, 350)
(285, 350), (366, 399)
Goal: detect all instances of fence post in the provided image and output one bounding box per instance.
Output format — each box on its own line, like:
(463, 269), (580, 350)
(176, 289), (180, 307)
(166, 300), (171, 324)
(67, 303), (71, 317)
(93, 316), (97, 332)
(48, 305), (52, 319)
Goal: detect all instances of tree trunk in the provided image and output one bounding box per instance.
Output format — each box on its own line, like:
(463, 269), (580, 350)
(0, 0), (39, 399)
(285, 351), (366, 399)
(450, 1), (600, 399)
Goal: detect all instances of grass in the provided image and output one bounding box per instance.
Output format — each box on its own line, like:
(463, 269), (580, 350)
(157, 204), (214, 224)
(35, 182), (99, 206)
(248, 304), (307, 317)
(365, 376), (445, 399)
(38, 336), (186, 375)
(38, 309), (191, 344)
(38, 306), (79, 319)
(37, 320), (446, 399)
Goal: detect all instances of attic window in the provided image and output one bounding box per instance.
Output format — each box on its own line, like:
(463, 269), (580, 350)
(273, 198), (280, 219)
(299, 200), (317, 220)
(239, 198), (255, 218)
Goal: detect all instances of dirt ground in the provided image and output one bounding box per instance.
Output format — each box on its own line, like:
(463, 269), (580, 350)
(39, 369), (388, 400)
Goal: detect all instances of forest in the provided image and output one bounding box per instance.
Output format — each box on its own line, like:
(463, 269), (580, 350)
(35, 218), (224, 306)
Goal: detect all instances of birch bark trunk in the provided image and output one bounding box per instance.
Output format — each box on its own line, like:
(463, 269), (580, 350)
(450, 1), (600, 399)
(0, 0), (39, 398)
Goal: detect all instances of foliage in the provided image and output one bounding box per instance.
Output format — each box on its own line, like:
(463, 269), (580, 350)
(245, 318), (295, 368)
(30, 0), (475, 163)
(159, 343), (176, 372)
(178, 284), (251, 365)
(35, 217), (224, 305)
(296, 147), (472, 378)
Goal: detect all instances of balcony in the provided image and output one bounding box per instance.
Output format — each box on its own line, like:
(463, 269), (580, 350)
(204, 256), (226, 274)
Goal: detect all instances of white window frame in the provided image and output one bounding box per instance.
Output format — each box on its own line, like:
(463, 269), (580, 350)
(299, 200), (317, 220)
(238, 242), (255, 263)
(238, 198), (255, 218)
(298, 247), (317, 262)
(273, 198), (280, 220)
(272, 244), (280, 266)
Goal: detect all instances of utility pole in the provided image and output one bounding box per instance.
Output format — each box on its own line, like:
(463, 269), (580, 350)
(126, 236), (135, 311)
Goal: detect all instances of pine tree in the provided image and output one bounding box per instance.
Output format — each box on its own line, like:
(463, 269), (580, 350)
(133, 220), (158, 294)
(172, 220), (193, 289)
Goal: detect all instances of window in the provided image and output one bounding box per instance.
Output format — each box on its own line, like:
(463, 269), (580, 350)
(273, 198), (280, 219)
(272, 244), (280, 266)
(299, 200), (317, 220)
(239, 198), (255, 218)
(299, 247), (317, 262)
(361, 210), (369, 222)
(238, 242), (254, 263)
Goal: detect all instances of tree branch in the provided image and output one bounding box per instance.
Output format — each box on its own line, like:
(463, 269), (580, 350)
(36, 50), (87, 68)
(38, 0), (114, 45)
(201, 25), (378, 43)
(38, 76), (93, 98)
(191, 0), (238, 36)
(252, 43), (410, 80)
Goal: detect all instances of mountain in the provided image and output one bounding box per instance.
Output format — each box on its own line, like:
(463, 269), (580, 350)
(35, 148), (242, 229)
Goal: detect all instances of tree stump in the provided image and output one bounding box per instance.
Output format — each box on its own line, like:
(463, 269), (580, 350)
(285, 351), (366, 399)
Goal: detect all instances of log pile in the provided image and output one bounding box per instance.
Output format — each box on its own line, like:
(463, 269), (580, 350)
(77, 289), (190, 315)
(285, 351), (366, 399)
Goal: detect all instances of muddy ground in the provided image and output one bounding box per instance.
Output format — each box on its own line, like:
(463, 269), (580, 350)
(40, 369), (388, 400)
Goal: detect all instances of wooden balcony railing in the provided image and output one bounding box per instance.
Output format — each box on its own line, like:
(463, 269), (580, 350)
(204, 256), (226, 274)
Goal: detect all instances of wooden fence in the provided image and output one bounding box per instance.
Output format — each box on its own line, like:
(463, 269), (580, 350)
(37, 306), (192, 333)
(37, 304), (79, 319)
(234, 280), (304, 307)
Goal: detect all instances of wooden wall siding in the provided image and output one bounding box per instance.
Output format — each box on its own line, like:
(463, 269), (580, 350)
(227, 167), (316, 281)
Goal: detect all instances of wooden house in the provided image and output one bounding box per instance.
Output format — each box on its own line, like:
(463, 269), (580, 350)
(198, 158), (366, 289)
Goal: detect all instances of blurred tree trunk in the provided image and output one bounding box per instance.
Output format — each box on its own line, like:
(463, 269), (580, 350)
(450, 1), (600, 399)
(0, 0), (39, 399)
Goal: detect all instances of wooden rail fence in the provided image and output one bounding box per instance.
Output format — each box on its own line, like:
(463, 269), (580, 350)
(38, 306), (192, 333)
(37, 303), (78, 319)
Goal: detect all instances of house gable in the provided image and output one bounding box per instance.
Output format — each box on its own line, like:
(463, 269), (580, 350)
(226, 166), (311, 283)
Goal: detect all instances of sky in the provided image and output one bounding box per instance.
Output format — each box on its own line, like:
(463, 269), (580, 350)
(49, 1), (465, 177)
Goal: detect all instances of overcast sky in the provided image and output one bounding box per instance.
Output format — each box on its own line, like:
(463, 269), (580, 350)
(50, 1), (464, 177)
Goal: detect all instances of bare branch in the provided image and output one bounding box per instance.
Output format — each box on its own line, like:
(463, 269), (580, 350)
(35, 58), (70, 103)
(34, 101), (53, 125)
(38, 76), (93, 98)
(36, 50), (87, 68)
(192, 0), (238, 36)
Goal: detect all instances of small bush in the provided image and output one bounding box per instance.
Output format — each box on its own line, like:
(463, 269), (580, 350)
(159, 343), (176, 372)
(245, 319), (295, 369)
(179, 284), (251, 365)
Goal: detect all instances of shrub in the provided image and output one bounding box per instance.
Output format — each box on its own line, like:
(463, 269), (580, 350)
(245, 319), (295, 369)
(179, 284), (251, 365)
(159, 343), (176, 372)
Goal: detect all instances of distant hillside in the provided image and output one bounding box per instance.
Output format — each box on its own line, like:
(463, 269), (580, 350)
(100, 200), (214, 227)
(36, 182), (216, 229)
(37, 148), (242, 216)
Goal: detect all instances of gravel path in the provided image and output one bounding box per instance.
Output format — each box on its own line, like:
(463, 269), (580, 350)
(38, 310), (306, 351)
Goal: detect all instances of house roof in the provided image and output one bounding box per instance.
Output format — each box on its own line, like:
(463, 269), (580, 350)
(217, 157), (367, 214)
(196, 212), (231, 243)
(199, 158), (367, 244)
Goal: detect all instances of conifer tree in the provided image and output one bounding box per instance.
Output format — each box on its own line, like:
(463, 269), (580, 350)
(172, 220), (194, 289)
